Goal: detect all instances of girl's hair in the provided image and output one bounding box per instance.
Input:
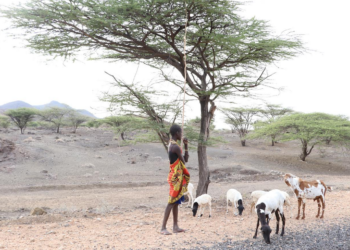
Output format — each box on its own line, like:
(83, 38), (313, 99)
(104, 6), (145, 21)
(170, 124), (181, 136)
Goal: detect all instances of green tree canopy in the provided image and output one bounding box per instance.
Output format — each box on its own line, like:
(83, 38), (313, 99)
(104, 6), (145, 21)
(0, 115), (11, 129)
(5, 108), (37, 134)
(1, 0), (304, 195)
(250, 112), (350, 161)
(39, 107), (72, 133)
(258, 104), (294, 146)
(67, 110), (90, 133)
(222, 107), (262, 146)
(101, 115), (143, 141)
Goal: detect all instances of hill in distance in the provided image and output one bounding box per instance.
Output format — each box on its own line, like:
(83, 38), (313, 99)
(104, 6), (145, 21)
(0, 100), (97, 118)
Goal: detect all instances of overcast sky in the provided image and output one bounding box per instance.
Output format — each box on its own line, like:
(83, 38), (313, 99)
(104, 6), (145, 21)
(0, 0), (349, 128)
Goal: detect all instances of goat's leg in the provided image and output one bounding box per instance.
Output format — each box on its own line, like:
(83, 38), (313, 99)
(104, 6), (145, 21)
(280, 212), (285, 236)
(316, 197), (321, 218)
(226, 198), (229, 213)
(251, 202), (255, 215)
(320, 196), (325, 219)
(301, 201), (306, 219)
(233, 201), (237, 216)
(275, 210), (280, 234)
(201, 205), (205, 217)
(253, 218), (260, 239)
(189, 193), (194, 208)
(296, 198), (301, 220)
(209, 201), (212, 218)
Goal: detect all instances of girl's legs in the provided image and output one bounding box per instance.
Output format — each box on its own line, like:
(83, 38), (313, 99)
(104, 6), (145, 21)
(172, 204), (185, 233)
(161, 203), (175, 235)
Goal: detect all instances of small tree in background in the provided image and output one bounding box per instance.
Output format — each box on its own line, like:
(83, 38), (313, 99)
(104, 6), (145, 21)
(222, 107), (262, 146)
(67, 111), (90, 133)
(250, 113), (350, 161)
(86, 119), (102, 128)
(0, 115), (11, 130)
(101, 116), (141, 141)
(39, 107), (72, 133)
(259, 104), (294, 146)
(5, 108), (37, 134)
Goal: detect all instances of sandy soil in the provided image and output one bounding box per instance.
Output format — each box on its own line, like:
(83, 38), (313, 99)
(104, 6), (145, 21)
(0, 127), (350, 249)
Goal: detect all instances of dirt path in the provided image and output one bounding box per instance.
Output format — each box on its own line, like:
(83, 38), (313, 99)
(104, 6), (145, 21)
(0, 190), (349, 249)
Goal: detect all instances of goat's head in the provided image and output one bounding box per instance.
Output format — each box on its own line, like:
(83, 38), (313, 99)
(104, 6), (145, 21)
(261, 224), (272, 244)
(256, 203), (271, 244)
(283, 173), (297, 187)
(192, 202), (199, 217)
(237, 199), (245, 216)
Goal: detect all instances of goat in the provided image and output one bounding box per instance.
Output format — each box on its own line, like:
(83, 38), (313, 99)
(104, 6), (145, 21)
(253, 190), (286, 244)
(181, 183), (194, 208)
(192, 194), (212, 218)
(283, 173), (331, 219)
(226, 189), (244, 216)
(251, 190), (293, 218)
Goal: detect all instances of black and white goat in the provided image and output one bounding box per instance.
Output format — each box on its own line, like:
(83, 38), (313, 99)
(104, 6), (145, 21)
(192, 194), (212, 218)
(251, 190), (293, 218)
(226, 189), (245, 216)
(253, 190), (286, 244)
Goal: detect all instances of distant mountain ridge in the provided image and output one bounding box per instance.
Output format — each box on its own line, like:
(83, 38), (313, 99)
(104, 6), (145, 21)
(0, 100), (97, 118)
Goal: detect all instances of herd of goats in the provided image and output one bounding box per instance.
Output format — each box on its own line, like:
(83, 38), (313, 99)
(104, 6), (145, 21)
(184, 173), (332, 244)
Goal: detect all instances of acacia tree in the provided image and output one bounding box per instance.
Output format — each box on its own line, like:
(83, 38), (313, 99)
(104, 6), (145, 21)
(5, 108), (37, 134)
(260, 104), (293, 146)
(39, 107), (72, 133)
(0, 115), (10, 130)
(222, 107), (261, 146)
(250, 113), (350, 161)
(67, 110), (90, 133)
(1, 0), (304, 195)
(101, 115), (141, 141)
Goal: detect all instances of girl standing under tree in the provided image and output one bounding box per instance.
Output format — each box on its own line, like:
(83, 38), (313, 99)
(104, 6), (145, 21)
(160, 124), (190, 235)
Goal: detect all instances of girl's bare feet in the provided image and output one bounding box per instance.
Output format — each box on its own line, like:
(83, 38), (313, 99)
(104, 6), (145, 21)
(173, 227), (186, 233)
(160, 229), (172, 235)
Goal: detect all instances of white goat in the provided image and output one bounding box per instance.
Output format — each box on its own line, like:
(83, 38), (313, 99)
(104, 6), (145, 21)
(182, 183), (194, 208)
(192, 194), (212, 218)
(253, 190), (286, 244)
(226, 189), (245, 216)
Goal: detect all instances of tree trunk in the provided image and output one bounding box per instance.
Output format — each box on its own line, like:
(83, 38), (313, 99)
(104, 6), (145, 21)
(20, 127), (24, 134)
(299, 141), (314, 161)
(241, 140), (246, 146)
(271, 140), (275, 146)
(196, 97), (213, 197)
(57, 125), (60, 133)
(121, 132), (125, 141)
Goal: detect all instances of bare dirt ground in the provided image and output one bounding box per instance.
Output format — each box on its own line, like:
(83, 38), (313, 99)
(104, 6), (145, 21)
(0, 127), (350, 249)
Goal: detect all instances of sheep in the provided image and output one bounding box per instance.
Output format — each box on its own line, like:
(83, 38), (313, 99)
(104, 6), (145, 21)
(250, 190), (293, 218)
(283, 173), (332, 219)
(192, 194), (212, 218)
(181, 183), (194, 208)
(253, 190), (286, 244)
(226, 189), (245, 216)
